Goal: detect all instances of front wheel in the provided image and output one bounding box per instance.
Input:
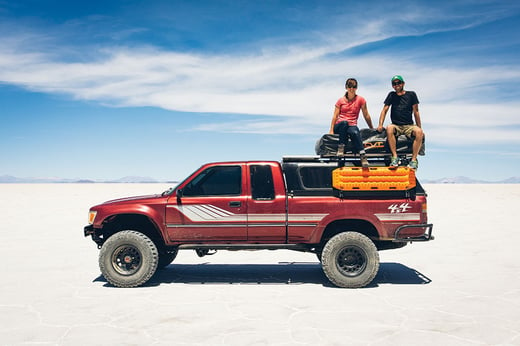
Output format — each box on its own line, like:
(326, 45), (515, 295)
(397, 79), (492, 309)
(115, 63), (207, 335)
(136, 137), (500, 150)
(99, 230), (159, 287)
(321, 232), (379, 288)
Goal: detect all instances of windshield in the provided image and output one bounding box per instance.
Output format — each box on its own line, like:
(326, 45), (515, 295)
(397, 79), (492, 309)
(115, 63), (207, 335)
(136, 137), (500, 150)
(161, 164), (205, 196)
(161, 183), (180, 196)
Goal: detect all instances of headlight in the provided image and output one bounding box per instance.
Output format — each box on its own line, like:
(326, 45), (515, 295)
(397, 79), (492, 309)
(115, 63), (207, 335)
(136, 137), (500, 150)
(88, 211), (97, 225)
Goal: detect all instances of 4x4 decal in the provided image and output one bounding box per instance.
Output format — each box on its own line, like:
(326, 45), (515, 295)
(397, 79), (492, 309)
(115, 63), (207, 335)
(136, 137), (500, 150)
(388, 203), (412, 213)
(375, 203), (419, 222)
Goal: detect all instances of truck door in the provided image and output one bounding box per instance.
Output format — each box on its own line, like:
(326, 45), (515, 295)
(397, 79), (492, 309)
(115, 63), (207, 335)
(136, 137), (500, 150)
(166, 164), (247, 242)
(246, 163), (287, 242)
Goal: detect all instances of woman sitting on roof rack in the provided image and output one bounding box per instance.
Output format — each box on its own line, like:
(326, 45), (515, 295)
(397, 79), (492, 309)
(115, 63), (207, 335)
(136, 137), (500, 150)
(329, 77), (374, 167)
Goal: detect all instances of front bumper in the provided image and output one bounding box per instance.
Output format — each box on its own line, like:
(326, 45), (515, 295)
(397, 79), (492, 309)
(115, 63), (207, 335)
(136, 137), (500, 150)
(84, 224), (95, 237)
(393, 223), (434, 242)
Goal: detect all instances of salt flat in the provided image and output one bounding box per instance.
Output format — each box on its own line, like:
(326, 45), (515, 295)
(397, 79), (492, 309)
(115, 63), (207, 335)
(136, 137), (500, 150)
(0, 183), (519, 345)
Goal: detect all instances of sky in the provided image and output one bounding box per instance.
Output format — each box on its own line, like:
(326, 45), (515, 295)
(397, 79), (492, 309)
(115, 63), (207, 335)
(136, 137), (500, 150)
(1, 0), (519, 182)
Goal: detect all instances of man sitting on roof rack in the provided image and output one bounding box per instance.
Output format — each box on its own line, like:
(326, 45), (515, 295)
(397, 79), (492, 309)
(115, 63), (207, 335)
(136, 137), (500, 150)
(377, 75), (424, 170)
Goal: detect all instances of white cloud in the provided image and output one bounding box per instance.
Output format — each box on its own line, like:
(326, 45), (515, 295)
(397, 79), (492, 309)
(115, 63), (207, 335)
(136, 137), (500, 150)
(0, 6), (519, 147)
(426, 125), (520, 146)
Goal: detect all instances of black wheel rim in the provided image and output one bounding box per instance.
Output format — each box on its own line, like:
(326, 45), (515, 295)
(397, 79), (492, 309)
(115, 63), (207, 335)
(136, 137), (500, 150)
(112, 245), (142, 275)
(336, 245), (367, 277)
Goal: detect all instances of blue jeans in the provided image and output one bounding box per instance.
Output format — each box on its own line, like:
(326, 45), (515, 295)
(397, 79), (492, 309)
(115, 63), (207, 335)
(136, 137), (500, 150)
(333, 121), (364, 153)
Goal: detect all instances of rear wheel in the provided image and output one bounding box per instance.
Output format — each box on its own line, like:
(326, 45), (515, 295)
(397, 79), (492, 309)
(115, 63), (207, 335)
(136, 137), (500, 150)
(99, 230), (159, 287)
(321, 232), (379, 288)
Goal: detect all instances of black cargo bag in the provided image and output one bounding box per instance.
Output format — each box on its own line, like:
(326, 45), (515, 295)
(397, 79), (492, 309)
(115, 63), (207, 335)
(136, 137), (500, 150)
(315, 128), (425, 156)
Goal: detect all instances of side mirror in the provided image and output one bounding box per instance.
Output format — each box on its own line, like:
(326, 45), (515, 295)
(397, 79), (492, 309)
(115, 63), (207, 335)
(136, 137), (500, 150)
(176, 189), (183, 204)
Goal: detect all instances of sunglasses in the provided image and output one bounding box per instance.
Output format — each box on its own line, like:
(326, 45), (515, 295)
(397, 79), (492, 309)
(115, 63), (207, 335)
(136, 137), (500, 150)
(347, 85), (358, 88)
(392, 81), (403, 86)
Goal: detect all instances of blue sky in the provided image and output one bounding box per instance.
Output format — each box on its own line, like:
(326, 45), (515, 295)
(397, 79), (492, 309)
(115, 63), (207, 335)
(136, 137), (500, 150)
(1, 0), (519, 181)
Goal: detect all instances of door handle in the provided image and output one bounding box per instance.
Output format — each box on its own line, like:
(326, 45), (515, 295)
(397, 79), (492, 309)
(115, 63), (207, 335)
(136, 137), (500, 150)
(229, 201), (241, 207)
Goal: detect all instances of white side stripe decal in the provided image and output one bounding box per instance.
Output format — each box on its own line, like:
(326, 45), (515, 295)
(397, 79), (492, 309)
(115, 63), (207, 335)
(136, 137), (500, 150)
(167, 204), (328, 224)
(375, 213), (420, 222)
(169, 205), (246, 222)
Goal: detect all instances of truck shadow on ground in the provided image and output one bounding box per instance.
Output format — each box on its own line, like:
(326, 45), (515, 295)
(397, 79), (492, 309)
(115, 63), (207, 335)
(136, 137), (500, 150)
(95, 262), (431, 288)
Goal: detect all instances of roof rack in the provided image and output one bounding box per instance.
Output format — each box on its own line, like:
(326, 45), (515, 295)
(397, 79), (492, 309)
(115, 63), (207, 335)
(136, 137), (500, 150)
(282, 153), (413, 167)
(282, 156), (324, 162)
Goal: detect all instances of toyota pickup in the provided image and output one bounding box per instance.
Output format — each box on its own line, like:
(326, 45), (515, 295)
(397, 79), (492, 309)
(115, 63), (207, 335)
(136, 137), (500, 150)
(84, 156), (433, 288)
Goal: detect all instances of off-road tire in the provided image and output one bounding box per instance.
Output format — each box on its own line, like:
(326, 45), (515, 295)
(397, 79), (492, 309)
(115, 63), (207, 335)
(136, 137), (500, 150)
(321, 232), (379, 288)
(99, 230), (159, 287)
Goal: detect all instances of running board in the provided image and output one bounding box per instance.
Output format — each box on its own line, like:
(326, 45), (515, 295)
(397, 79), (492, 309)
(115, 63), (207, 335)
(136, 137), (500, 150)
(178, 243), (313, 252)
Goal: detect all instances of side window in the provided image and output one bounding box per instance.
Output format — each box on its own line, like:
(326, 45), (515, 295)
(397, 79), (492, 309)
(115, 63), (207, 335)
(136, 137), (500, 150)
(183, 166), (241, 196)
(299, 167), (334, 189)
(250, 165), (275, 200)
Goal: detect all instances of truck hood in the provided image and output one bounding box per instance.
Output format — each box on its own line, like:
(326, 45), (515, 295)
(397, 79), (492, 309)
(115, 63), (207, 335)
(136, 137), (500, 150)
(103, 194), (163, 205)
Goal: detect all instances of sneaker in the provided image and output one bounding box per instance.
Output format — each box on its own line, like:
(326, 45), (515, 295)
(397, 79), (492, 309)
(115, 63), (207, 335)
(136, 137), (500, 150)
(390, 156), (399, 167)
(408, 159), (418, 170)
(336, 144), (345, 157)
(360, 154), (369, 168)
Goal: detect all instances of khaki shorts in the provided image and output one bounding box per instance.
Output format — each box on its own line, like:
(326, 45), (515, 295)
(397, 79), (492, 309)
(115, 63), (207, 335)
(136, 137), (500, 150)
(393, 124), (418, 138)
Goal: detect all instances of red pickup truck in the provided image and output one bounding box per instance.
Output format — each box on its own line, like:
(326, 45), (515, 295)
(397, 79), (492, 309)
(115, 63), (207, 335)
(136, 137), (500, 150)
(84, 156), (433, 288)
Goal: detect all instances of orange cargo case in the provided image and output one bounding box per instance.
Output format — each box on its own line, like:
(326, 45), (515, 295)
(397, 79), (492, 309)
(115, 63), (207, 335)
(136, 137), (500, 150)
(332, 166), (416, 191)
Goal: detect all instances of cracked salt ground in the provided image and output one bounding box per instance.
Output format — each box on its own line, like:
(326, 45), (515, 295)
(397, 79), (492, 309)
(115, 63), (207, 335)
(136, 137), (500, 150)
(0, 184), (519, 345)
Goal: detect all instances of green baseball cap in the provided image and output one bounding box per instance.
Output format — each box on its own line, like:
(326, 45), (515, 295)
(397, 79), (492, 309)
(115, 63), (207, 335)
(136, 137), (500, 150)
(391, 75), (404, 82)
